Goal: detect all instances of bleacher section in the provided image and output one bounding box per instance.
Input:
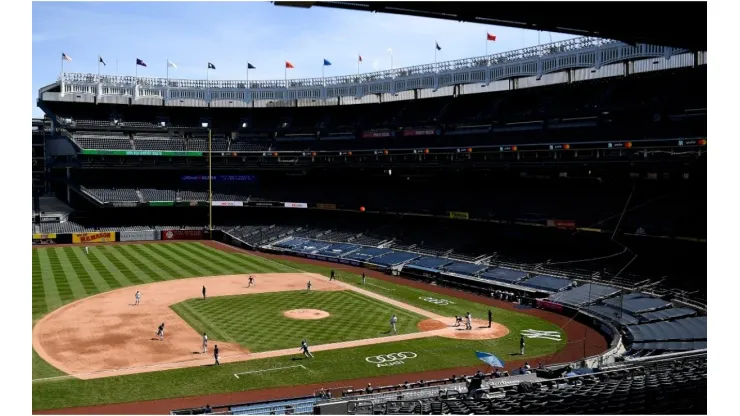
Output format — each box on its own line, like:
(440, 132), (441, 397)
(479, 267), (528, 284)
(602, 293), (672, 314)
(408, 256), (452, 269)
(84, 188), (138, 202)
(371, 251), (420, 267)
(73, 132), (131, 149)
(547, 283), (621, 307)
(520, 274), (574, 292)
(444, 262), (488, 276)
(626, 316), (707, 351)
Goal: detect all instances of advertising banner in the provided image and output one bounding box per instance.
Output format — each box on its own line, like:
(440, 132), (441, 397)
(119, 230), (160, 242)
(284, 202), (308, 208)
(315, 203), (337, 211)
(32, 233), (57, 240)
(536, 299), (564, 313)
(448, 211), (470, 220)
(547, 219), (576, 229)
(361, 131), (393, 139)
(211, 201), (244, 207)
(402, 129), (436, 137)
(149, 201), (175, 207)
(72, 231), (116, 244)
(80, 149), (203, 157)
(161, 230), (206, 240)
(247, 201), (284, 207)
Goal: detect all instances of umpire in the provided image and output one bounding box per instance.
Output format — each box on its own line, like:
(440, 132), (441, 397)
(330, 270), (335, 281)
(520, 335), (526, 355)
(488, 309), (493, 328)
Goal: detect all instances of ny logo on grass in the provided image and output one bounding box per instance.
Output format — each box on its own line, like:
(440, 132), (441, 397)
(521, 329), (562, 341)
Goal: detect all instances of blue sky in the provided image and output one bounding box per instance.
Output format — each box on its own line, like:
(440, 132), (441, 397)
(32, 1), (577, 118)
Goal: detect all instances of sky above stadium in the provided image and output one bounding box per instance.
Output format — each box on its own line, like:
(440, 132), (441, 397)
(31, 1), (577, 118)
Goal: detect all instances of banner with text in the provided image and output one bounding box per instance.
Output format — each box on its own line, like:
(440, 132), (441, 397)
(284, 202), (308, 208)
(161, 230), (206, 240)
(449, 211), (470, 220)
(547, 219), (576, 229)
(72, 231), (116, 244)
(361, 131), (393, 139)
(402, 129), (436, 137)
(211, 201), (244, 207)
(32, 233), (57, 240)
(120, 230), (160, 242)
(315, 203), (337, 211)
(149, 201), (175, 207)
(81, 149), (203, 157)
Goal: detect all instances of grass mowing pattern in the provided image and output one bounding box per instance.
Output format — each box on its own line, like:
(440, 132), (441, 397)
(32, 243), (569, 411)
(172, 291), (426, 351)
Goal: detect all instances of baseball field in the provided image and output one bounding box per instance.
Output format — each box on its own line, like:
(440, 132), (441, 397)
(32, 241), (594, 413)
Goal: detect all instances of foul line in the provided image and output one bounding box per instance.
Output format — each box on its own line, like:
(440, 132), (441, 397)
(365, 282), (396, 291)
(234, 364), (306, 378)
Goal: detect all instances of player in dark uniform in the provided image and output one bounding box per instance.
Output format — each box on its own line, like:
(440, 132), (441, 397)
(329, 270), (335, 281)
(213, 345), (220, 365)
(248, 276), (255, 287)
(488, 310), (493, 328)
(202, 285), (206, 300)
(157, 323), (165, 341)
(362, 271), (366, 285)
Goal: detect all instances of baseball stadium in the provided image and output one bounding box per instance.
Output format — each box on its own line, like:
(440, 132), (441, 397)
(31, 2), (707, 415)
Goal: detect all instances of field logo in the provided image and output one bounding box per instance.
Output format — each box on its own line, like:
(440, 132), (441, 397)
(419, 296), (455, 306)
(521, 329), (562, 341)
(365, 352), (417, 367)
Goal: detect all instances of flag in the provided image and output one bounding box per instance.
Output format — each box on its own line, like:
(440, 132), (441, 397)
(62, 53), (72, 62)
(436, 42), (441, 51)
(323, 59), (332, 66)
(136, 58), (147, 67)
(285, 61), (294, 69)
(208, 62), (216, 70)
(168, 60), (177, 68)
(247, 63), (256, 69)
(99, 56), (106, 66)
(358, 55), (363, 62)
(487, 32), (497, 41)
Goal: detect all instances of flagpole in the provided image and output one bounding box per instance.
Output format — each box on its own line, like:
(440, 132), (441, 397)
(434, 43), (437, 65)
(97, 55), (100, 80)
(166, 58), (169, 84)
(357, 54), (360, 77)
(486, 31), (488, 57)
(116, 59), (118, 76)
(322, 62), (324, 85)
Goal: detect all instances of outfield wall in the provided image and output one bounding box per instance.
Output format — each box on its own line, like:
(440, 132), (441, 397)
(32, 229), (207, 244)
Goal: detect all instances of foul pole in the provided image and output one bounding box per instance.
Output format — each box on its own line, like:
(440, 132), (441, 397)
(208, 128), (213, 239)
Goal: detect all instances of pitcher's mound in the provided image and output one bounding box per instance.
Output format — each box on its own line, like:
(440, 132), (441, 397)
(418, 318), (510, 340)
(283, 309), (330, 320)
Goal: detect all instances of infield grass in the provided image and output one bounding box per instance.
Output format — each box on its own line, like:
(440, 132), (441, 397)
(172, 290), (426, 351)
(32, 242), (569, 411)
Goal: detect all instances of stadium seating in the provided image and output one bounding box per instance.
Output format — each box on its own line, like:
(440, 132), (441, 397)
(84, 188), (139, 202)
(73, 132), (131, 149)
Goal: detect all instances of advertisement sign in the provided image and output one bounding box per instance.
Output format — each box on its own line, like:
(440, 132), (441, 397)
(149, 201), (175, 207)
(32, 233), (57, 240)
(211, 201), (244, 207)
(120, 230), (160, 242)
(448, 211), (470, 220)
(536, 299), (564, 313)
(81, 149), (203, 157)
(284, 202), (308, 208)
(161, 230), (206, 240)
(362, 131), (393, 139)
(316, 203), (337, 211)
(72, 232), (116, 244)
(547, 219), (576, 229)
(402, 129), (436, 137)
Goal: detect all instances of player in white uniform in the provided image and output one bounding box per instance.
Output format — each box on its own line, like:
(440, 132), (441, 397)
(390, 314), (398, 334)
(202, 333), (208, 353)
(362, 272), (366, 285)
(134, 290), (141, 305)
(465, 312), (472, 330)
(85, 246), (89, 255)
(157, 322), (165, 341)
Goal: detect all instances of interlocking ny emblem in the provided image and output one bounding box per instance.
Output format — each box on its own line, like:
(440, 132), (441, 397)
(418, 297), (455, 306)
(365, 352), (418, 367)
(521, 329), (562, 341)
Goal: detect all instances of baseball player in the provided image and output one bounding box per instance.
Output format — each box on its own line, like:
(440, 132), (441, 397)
(134, 290), (141, 306)
(520, 335), (526, 355)
(455, 315), (463, 327)
(247, 276), (255, 288)
(213, 344), (220, 365)
(157, 322), (165, 341)
(488, 309), (493, 328)
(465, 312), (472, 330)
(329, 270), (335, 281)
(300, 339), (314, 359)
(307, 280), (312, 291)
(390, 314), (398, 334)
(362, 271), (366, 285)
(202, 285), (206, 300)
(85, 246), (89, 255)
(202, 333), (208, 354)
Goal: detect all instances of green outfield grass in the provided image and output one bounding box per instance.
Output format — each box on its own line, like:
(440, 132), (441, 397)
(32, 242), (567, 411)
(172, 290), (426, 351)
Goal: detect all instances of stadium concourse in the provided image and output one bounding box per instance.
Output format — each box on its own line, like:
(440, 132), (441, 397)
(31, 15), (706, 414)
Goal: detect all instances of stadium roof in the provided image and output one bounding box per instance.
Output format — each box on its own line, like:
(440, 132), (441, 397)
(275, 1), (706, 51)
